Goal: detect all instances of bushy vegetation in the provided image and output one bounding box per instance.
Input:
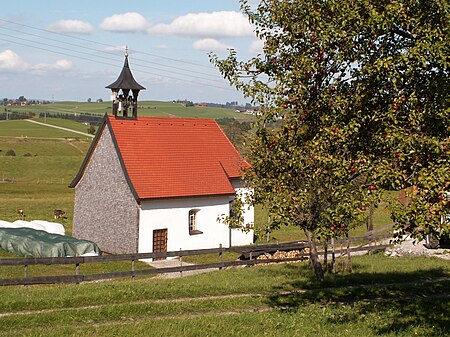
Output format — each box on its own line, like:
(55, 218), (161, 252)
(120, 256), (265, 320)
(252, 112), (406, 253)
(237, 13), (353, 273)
(5, 149), (16, 156)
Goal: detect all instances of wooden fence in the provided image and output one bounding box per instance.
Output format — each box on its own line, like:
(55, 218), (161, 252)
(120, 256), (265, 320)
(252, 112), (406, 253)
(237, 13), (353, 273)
(0, 233), (391, 286)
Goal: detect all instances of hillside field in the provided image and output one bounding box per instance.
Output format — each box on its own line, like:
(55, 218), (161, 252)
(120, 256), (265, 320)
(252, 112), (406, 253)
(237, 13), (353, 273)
(6, 100), (254, 120)
(0, 120), (90, 236)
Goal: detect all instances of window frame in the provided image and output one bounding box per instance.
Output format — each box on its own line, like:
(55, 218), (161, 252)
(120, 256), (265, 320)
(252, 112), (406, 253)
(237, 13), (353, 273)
(188, 209), (202, 235)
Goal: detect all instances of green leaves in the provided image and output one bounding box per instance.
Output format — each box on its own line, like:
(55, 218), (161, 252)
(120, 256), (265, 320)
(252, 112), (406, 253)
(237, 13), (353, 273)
(213, 0), (449, 245)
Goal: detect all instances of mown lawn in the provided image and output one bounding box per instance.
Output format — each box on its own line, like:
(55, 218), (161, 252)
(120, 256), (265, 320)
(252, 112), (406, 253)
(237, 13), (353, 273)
(34, 117), (97, 134)
(0, 254), (448, 336)
(0, 119), (87, 139)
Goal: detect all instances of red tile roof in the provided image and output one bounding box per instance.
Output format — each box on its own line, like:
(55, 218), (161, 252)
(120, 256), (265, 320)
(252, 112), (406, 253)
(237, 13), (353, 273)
(107, 115), (249, 200)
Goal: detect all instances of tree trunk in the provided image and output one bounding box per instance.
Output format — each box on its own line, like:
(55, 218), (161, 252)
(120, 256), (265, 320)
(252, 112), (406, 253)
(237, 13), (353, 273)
(305, 230), (324, 282)
(346, 233), (352, 272)
(331, 237), (336, 273)
(368, 203), (374, 231)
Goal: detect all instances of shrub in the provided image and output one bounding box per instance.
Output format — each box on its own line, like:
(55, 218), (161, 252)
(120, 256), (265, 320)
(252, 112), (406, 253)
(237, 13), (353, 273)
(5, 149), (16, 156)
(87, 126), (96, 135)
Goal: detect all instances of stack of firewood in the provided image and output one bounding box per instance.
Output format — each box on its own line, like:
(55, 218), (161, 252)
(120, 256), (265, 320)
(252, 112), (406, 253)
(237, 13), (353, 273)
(256, 249), (309, 265)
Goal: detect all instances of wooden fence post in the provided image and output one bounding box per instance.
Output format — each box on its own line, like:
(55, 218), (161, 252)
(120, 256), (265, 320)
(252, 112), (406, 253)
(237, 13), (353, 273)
(0, 236), (392, 286)
(180, 248), (183, 277)
(346, 234), (352, 272)
(219, 244), (223, 270)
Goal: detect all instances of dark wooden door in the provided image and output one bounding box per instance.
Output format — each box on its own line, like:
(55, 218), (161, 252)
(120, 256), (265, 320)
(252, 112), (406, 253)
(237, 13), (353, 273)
(153, 229), (168, 260)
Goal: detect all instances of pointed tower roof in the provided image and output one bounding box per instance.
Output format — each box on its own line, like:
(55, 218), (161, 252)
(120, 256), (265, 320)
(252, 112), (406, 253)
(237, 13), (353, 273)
(106, 52), (145, 91)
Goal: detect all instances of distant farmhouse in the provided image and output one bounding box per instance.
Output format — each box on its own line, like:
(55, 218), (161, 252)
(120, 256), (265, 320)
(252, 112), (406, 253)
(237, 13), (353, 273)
(70, 52), (254, 255)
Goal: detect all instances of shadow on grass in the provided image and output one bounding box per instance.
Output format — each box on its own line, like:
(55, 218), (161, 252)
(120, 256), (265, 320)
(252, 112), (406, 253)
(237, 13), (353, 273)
(264, 261), (450, 336)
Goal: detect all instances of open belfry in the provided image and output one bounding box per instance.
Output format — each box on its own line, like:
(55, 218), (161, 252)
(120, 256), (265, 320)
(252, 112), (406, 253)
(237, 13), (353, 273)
(106, 48), (145, 119)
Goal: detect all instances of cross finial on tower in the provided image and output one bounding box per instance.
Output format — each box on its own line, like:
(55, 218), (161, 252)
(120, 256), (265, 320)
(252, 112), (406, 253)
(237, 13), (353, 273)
(125, 45), (128, 58)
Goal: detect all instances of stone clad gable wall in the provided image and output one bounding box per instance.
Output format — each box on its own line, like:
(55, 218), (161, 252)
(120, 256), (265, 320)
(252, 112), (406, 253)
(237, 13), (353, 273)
(72, 125), (139, 254)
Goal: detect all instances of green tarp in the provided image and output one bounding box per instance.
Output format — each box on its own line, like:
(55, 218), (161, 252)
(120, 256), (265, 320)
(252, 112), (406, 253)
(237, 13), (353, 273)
(0, 227), (101, 257)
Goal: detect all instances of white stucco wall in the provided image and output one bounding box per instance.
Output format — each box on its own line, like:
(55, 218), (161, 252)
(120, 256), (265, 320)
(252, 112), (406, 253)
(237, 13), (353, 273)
(138, 193), (254, 253)
(230, 179), (255, 246)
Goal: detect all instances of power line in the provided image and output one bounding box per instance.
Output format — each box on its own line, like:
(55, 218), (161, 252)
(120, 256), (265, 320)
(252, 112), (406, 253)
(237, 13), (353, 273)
(0, 18), (236, 91)
(0, 36), (237, 92)
(0, 25), (221, 80)
(0, 18), (215, 69)
(0, 30), (227, 85)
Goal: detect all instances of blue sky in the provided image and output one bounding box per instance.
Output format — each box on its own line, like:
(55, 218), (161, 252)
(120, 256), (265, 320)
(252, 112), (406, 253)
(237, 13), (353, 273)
(0, 0), (262, 103)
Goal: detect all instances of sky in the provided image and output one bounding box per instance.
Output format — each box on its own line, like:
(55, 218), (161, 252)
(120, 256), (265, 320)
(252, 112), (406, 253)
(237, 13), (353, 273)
(0, 0), (263, 103)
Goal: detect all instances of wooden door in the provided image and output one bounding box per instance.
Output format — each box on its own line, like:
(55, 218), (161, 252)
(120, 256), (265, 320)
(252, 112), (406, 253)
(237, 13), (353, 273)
(153, 229), (168, 260)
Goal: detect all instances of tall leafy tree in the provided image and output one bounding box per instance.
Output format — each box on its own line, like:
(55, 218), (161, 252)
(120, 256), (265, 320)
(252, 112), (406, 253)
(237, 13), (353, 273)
(212, 0), (449, 281)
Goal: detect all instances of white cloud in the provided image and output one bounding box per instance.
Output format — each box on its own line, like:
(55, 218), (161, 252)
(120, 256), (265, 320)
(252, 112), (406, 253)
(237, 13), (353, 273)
(249, 39), (264, 53)
(0, 49), (72, 73)
(0, 49), (27, 71)
(193, 38), (233, 51)
(53, 59), (73, 71)
(47, 19), (93, 33)
(148, 11), (254, 38)
(104, 45), (127, 54)
(100, 12), (149, 32)
(30, 59), (73, 74)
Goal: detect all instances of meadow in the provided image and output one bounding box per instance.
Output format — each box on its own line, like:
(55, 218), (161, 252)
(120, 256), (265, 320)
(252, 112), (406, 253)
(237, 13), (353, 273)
(6, 100), (253, 120)
(0, 255), (448, 336)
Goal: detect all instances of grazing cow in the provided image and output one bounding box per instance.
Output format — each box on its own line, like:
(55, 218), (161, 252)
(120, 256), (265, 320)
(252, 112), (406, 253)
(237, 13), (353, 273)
(54, 209), (66, 219)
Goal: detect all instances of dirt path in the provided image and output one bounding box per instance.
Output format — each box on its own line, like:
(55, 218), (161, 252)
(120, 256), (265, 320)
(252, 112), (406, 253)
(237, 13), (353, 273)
(25, 119), (94, 138)
(66, 140), (87, 154)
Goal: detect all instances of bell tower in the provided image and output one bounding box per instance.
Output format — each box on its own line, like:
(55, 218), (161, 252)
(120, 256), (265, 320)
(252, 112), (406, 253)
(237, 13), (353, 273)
(106, 48), (145, 119)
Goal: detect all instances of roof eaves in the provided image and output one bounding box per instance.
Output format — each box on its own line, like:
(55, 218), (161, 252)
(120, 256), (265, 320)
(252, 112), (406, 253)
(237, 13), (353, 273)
(139, 191), (236, 202)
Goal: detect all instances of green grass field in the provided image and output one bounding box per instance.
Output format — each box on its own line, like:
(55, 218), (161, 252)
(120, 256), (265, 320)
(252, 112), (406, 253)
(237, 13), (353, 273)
(7, 100), (253, 120)
(34, 117), (96, 134)
(0, 120), (91, 139)
(0, 255), (449, 336)
(0, 120), (90, 235)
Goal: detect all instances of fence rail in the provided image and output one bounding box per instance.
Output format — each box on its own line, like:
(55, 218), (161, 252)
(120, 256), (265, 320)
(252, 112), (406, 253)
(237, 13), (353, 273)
(0, 233), (392, 286)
